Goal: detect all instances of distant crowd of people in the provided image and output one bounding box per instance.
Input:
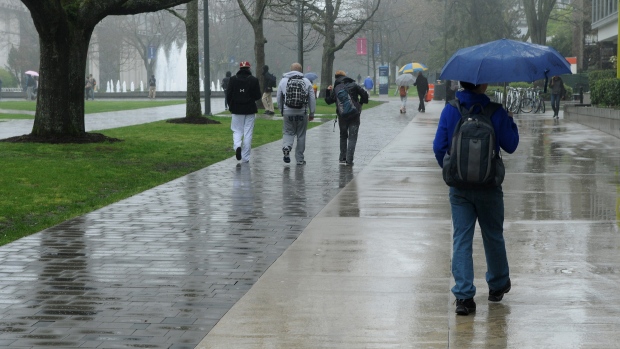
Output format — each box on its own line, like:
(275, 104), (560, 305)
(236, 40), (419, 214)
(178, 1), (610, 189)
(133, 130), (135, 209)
(224, 60), (368, 167)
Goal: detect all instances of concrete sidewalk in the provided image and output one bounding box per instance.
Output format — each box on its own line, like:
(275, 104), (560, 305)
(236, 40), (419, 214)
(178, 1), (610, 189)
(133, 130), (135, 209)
(2, 96), (620, 349)
(197, 102), (620, 348)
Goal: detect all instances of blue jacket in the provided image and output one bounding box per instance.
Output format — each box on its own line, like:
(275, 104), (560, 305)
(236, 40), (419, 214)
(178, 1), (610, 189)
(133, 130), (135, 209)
(433, 89), (519, 168)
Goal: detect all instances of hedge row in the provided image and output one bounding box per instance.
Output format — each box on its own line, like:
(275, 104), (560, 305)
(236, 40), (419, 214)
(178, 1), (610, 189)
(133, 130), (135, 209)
(589, 70), (620, 106)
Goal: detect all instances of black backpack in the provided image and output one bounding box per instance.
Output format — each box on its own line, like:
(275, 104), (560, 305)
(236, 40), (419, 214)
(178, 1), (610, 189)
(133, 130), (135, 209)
(267, 73), (276, 88)
(230, 76), (254, 104)
(442, 99), (505, 188)
(334, 82), (360, 118)
(284, 76), (308, 109)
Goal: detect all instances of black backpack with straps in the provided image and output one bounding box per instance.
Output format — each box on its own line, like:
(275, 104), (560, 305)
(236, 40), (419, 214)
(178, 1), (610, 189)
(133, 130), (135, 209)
(442, 99), (505, 188)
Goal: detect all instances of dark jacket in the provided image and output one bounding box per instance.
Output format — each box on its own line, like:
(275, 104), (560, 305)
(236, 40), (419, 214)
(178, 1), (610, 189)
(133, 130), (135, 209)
(226, 68), (262, 115)
(262, 65), (276, 93)
(221, 71), (231, 90)
(433, 89), (519, 168)
(325, 76), (369, 121)
(414, 74), (429, 95)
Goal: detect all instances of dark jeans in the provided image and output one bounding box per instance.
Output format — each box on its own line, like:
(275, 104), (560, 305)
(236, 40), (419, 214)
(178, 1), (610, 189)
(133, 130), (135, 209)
(418, 94), (425, 111)
(550, 93), (561, 115)
(338, 116), (360, 164)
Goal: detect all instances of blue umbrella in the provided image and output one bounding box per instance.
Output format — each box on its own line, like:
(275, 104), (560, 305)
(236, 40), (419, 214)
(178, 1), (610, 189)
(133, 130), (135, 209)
(439, 39), (572, 84)
(304, 72), (318, 82)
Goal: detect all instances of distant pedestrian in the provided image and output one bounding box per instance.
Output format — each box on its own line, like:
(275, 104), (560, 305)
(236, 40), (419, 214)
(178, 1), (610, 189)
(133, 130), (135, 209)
(0, 77), (3, 100)
(262, 65), (277, 115)
(26, 74), (36, 100)
(276, 62), (316, 165)
(364, 76), (374, 90)
(398, 85), (408, 113)
(445, 80), (458, 104)
(549, 75), (566, 118)
(325, 70), (369, 166)
(148, 75), (157, 99)
(226, 61), (262, 163)
(85, 74), (96, 100)
(433, 81), (519, 316)
(414, 72), (429, 112)
(221, 71), (231, 110)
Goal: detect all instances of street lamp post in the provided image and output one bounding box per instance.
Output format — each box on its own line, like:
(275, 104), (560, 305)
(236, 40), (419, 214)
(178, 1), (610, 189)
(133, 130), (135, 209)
(203, 0), (211, 116)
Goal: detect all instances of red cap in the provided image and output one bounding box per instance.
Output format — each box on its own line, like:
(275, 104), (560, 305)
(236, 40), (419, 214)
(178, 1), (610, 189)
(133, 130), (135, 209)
(239, 61), (251, 68)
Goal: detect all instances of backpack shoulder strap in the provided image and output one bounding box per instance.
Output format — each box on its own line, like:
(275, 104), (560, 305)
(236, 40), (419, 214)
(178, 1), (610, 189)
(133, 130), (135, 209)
(483, 101), (502, 118)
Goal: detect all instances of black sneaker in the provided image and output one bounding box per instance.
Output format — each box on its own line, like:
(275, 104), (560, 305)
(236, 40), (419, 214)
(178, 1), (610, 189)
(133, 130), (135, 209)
(282, 146), (291, 163)
(235, 147), (242, 160)
(346, 162), (354, 166)
(296, 160), (306, 165)
(488, 279), (511, 302)
(455, 298), (476, 316)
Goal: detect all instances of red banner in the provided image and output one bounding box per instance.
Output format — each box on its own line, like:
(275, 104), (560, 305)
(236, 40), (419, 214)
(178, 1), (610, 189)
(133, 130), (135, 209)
(356, 38), (367, 55)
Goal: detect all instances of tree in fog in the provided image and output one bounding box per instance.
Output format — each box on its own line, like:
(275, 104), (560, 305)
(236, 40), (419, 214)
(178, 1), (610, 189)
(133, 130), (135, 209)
(18, 0), (192, 142)
(235, 0), (270, 101)
(167, 0), (202, 119)
(272, 0), (380, 96)
(116, 12), (184, 82)
(209, 1), (254, 87)
(523, 0), (558, 45)
(431, 0), (519, 69)
(372, 0), (438, 82)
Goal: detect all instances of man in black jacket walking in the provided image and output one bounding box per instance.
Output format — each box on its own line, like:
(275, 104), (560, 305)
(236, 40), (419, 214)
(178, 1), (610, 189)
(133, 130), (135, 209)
(226, 61), (262, 163)
(262, 65), (276, 115)
(325, 70), (369, 166)
(414, 72), (429, 112)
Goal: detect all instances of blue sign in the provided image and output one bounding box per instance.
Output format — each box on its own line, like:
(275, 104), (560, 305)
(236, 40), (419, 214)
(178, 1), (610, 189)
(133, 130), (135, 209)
(374, 43), (381, 56)
(148, 46), (156, 59)
(379, 65), (389, 95)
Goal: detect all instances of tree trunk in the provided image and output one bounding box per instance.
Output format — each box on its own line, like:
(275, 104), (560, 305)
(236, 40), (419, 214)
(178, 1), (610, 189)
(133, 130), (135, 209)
(319, 49), (335, 98)
(185, 0), (202, 118)
(319, 23), (336, 98)
(31, 25), (91, 136)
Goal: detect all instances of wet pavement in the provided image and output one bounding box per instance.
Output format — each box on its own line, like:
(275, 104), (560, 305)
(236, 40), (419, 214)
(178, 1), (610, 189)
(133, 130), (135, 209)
(2, 97), (620, 348)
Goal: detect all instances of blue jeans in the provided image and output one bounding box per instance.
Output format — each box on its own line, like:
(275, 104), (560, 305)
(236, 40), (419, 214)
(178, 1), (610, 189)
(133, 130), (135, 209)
(550, 93), (560, 115)
(449, 186), (509, 299)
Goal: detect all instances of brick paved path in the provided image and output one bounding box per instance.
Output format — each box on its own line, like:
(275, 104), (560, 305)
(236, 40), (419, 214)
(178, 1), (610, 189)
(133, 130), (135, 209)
(0, 100), (412, 348)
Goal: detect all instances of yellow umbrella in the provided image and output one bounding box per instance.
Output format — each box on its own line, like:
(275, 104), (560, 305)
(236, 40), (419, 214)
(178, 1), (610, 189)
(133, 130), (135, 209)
(398, 62), (428, 74)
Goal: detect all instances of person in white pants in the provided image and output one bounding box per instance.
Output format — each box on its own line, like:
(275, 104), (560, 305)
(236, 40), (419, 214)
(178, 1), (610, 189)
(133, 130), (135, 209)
(226, 61), (262, 163)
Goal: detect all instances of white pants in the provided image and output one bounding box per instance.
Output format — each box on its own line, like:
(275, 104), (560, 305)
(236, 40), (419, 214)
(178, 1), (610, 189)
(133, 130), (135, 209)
(231, 114), (256, 162)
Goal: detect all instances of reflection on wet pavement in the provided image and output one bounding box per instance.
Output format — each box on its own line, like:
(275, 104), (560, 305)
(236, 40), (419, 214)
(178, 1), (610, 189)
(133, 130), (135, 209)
(0, 106), (412, 348)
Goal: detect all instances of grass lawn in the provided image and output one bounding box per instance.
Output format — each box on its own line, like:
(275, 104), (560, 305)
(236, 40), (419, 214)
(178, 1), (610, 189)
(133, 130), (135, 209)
(0, 116), (325, 246)
(0, 113), (34, 120)
(0, 99), (186, 116)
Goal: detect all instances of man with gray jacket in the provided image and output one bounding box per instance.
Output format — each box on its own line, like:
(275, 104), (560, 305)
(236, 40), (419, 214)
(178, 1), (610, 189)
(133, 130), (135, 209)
(276, 62), (316, 165)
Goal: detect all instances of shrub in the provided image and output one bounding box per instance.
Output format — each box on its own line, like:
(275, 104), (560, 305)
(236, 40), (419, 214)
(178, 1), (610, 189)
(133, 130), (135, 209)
(590, 78), (620, 106)
(0, 68), (18, 88)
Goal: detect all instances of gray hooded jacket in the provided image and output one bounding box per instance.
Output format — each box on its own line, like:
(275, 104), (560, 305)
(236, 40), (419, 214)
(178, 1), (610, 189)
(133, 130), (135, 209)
(276, 71), (316, 115)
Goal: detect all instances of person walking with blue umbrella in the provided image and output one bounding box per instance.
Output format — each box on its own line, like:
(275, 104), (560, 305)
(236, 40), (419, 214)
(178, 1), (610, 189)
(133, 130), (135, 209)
(433, 81), (519, 316)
